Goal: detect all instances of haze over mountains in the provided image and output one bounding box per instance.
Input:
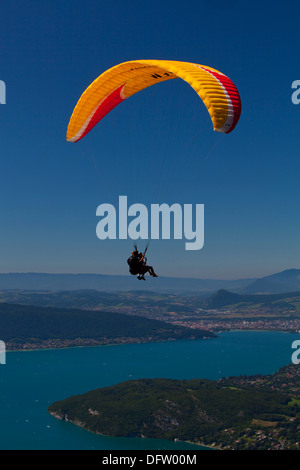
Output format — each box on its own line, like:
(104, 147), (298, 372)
(202, 288), (300, 310)
(241, 269), (300, 294)
(0, 269), (299, 294)
(0, 272), (254, 294)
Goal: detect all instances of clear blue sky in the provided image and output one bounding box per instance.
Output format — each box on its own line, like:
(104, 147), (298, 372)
(0, 0), (299, 279)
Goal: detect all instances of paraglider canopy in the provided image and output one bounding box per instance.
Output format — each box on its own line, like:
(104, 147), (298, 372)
(67, 59), (241, 143)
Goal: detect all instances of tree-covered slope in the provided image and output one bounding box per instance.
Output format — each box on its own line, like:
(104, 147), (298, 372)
(0, 302), (214, 349)
(48, 365), (300, 450)
(203, 289), (300, 311)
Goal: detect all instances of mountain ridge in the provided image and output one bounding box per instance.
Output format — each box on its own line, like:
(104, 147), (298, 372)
(0, 272), (256, 294)
(0, 268), (299, 294)
(241, 268), (300, 294)
(0, 301), (214, 350)
(203, 288), (300, 309)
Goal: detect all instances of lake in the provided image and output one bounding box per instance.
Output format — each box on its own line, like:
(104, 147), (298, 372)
(0, 330), (298, 450)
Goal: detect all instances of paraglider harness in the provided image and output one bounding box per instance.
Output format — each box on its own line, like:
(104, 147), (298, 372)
(127, 243), (149, 276)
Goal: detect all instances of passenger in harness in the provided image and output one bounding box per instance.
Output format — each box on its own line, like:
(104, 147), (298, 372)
(127, 245), (158, 281)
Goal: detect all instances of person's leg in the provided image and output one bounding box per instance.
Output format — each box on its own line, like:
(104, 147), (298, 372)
(148, 266), (158, 277)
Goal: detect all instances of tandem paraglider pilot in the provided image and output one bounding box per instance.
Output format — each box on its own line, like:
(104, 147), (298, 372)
(127, 245), (158, 281)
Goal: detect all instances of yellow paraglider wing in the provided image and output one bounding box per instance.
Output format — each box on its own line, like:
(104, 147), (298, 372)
(67, 60), (241, 143)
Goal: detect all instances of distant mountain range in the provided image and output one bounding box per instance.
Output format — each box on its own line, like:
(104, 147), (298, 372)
(241, 269), (300, 294)
(203, 288), (300, 310)
(0, 268), (299, 295)
(0, 272), (254, 294)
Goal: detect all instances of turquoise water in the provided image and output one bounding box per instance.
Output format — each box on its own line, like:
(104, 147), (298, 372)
(0, 330), (299, 450)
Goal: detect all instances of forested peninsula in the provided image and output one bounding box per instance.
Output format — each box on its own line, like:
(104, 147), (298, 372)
(48, 364), (300, 450)
(0, 302), (214, 350)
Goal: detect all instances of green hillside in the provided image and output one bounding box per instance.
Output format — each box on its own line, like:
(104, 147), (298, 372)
(203, 289), (300, 311)
(48, 364), (300, 450)
(0, 302), (214, 350)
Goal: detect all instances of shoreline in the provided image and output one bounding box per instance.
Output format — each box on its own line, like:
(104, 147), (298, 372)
(5, 328), (299, 353)
(47, 361), (299, 451)
(48, 410), (218, 451)
(5, 336), (213, 353)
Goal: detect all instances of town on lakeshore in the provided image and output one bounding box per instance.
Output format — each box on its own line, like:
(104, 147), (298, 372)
(0, 283), (299, 351)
